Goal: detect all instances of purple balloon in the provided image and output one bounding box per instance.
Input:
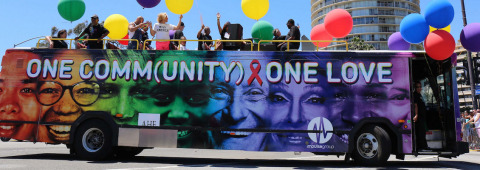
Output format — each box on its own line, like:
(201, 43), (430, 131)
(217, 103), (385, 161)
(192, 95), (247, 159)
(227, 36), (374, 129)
(137, 0), (161, 8)
(460, 23), (480, 52)
(169, 30), (175, 39)
(388, 32), (410, 50)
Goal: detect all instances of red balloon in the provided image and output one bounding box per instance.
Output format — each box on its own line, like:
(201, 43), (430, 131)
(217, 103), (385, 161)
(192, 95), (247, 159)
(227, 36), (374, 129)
(118, 34), (129, 45)
(324, 9), (353, 38)
(425, 30), (455, 60)
(310, 24), (333, 47)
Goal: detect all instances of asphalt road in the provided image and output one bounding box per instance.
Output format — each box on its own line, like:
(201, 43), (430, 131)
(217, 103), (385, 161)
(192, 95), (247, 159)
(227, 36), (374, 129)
(0, 141), (479, 169)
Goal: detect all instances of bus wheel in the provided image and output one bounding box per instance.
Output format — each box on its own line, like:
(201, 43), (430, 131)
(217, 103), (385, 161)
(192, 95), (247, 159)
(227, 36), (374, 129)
(73, 120), (113, 160)
(115, 147), (144, 158)
(352, 125), (391, 166)
(1, 137), (10, 142)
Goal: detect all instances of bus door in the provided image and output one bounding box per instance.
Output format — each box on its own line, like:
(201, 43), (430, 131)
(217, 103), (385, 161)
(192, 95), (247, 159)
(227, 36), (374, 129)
(411, 58), (457, 153)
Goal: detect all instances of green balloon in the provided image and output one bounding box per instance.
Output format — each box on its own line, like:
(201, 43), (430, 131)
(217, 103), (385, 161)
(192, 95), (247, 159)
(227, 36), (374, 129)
(251, 20), (274, 43)
(58, 0), (86, 22)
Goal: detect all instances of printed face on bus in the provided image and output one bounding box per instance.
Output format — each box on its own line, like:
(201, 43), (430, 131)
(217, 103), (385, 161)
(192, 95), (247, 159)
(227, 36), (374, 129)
(336, 58), (410, 128)
(37, 54), (98, 143)
(0, 52), (41, 140)
(139, 56), (230, 148)
(213, 59), (269, 151)
(265, 62), (342, 151)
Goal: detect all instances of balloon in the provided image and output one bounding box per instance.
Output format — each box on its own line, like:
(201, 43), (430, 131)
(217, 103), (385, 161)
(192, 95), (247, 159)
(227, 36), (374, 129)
(430, 25), (450, 33)
(241, 0), (269, 20)
(251, 21), (274, 43)
(388, 32), (410, 50)
(324, 9), (352, 38)
(424, 0), (454, 29)
(137, 0), (161, 8)
(424, 30), (455, 61)
(165, 0), (193, 14)
(104, 14), (129, 39)
(400, 14), (429, 44)
(118, 34), (129, 45)
(460, 23), (480, 52)
(310, 24), (333, 47)
(451, 53), (457, 66)
(57, 0), (86, 22)
(169, 30), (175, 39)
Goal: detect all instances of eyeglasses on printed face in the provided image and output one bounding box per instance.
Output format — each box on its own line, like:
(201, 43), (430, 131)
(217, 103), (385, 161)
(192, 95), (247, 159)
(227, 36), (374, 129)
(36, 81), (100, 106)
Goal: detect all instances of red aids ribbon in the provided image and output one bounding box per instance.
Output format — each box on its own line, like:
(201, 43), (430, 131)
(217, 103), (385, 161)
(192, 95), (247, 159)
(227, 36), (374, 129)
(247, 59), (263, 86)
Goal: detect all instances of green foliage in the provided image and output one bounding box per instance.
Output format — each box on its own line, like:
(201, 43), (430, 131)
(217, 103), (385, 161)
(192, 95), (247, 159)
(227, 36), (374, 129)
(349, 36), (376, 50)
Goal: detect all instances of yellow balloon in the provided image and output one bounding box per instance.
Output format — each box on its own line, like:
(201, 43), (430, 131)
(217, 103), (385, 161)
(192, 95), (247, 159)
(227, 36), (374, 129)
(165, 0), (193, 15)
(241, 0), (269, 20)
(104, 14), (129, 39)
(430, 25), (451, 33)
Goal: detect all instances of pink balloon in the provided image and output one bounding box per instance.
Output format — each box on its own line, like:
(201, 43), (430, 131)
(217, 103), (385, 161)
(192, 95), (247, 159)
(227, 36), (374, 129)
(425, 30), (455, 61)
(310, 24), (332, 47)
(324, 9), (353, 38)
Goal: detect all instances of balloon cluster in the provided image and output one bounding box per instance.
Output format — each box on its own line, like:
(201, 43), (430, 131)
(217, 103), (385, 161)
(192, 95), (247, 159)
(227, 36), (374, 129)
(310, 9), (353, 47)
(393, 0), (455, 60)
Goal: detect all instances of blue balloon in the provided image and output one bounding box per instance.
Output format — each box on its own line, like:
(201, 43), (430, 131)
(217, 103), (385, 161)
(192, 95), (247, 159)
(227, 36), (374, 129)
(425, 0), (454, 29)
(400, 14), (429, 44)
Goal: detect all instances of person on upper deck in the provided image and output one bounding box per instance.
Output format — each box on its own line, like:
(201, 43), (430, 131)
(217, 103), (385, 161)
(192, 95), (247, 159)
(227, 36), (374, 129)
(127, 16), (149, 50)
(273, 28), (286, 51)
(171, 22), (185, 50)
(278, 19), (300, 51)
(75, 14), (110, 49)
(149, 13), (183, 50)
(197, 24), (213, 50)
(45, 29), (68, 49)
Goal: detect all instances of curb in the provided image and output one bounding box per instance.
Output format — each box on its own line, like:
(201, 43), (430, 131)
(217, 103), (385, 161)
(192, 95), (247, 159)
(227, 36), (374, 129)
(469, 149), (480, 152)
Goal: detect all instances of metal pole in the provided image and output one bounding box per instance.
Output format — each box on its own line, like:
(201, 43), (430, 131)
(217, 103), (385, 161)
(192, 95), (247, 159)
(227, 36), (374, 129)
(461, 0), (477, 110)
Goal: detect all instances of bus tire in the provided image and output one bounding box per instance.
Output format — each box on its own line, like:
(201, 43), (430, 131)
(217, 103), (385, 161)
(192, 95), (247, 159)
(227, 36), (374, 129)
(115, 147), (144, 158)
(1, 137), (10, 142)
(73, 119), (114, 160)
(352, 125), (391, 166)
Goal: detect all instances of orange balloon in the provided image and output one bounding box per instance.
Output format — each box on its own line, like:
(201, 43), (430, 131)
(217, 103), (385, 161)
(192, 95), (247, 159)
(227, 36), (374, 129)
(310, 24), (332, 47)
(324, 9), (353, 38)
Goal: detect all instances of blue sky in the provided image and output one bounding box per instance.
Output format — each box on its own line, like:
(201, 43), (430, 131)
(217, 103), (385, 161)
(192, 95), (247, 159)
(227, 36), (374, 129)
(1, 0), (479, 55)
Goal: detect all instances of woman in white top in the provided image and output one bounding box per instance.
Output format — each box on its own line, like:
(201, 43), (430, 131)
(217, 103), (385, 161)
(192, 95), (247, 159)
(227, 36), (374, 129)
(474, 110), (480, 138)
(149, 13), (183, 50)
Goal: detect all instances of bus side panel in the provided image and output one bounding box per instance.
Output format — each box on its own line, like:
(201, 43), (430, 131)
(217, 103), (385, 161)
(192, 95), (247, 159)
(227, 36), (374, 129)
(8, 49), (413, 153)
(451, 68), (462, 142)
(0, 50), (41, 141)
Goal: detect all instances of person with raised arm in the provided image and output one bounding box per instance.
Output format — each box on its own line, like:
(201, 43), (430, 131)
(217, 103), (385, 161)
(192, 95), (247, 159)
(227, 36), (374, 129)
(197, 24), (213, 50)
(149, 13), (183, 50)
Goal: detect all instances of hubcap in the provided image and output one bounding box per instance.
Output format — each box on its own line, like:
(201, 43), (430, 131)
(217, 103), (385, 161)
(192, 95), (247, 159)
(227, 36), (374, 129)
(356, 133), (379, 159)
(82, 128), (104, 152)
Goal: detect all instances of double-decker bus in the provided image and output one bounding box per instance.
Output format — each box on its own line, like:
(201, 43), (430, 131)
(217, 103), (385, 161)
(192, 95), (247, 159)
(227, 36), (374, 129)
(0, 43), (468, 165)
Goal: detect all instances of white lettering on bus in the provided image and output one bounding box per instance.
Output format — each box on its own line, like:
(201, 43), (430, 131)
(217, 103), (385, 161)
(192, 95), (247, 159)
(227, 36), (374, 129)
(133, 60), (153, 81)
(304, 62), (319, 83)
(59, 59), (73, 79)
(204, 61), (219, 82)
(162, 60), (177, 82)
(285, 61), (301, 84)
(327, 62), (341, 83)
(42, 59), (58, 79)
(95, 60), (110, 80)
(79, 60), (94, 80)
(26, 59), (41, 78)
(180, 61), (195, 82)
(220, 61), (236, 83)
(377, 62), (393, 83)
(266, 61), (282, 83)
(341, 62), (358, 84)
(359, 62), (376, 83)
(112, 60), (131, 81)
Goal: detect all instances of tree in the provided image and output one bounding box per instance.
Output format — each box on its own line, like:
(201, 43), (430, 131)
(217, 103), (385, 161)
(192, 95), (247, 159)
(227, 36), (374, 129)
(348, 36), (376, 50)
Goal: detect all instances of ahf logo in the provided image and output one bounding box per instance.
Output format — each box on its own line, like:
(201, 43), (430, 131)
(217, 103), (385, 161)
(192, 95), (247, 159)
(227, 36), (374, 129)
(307, 117), (333, 144)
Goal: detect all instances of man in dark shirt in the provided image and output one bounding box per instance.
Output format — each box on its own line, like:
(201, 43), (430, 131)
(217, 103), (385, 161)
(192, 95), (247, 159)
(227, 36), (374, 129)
(413, 82), (429, 151)
(172, 22), (185, 49)
(75, 14), (110, 49)
(197, 24), (213, 50)
(279, 19), (300, 51)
